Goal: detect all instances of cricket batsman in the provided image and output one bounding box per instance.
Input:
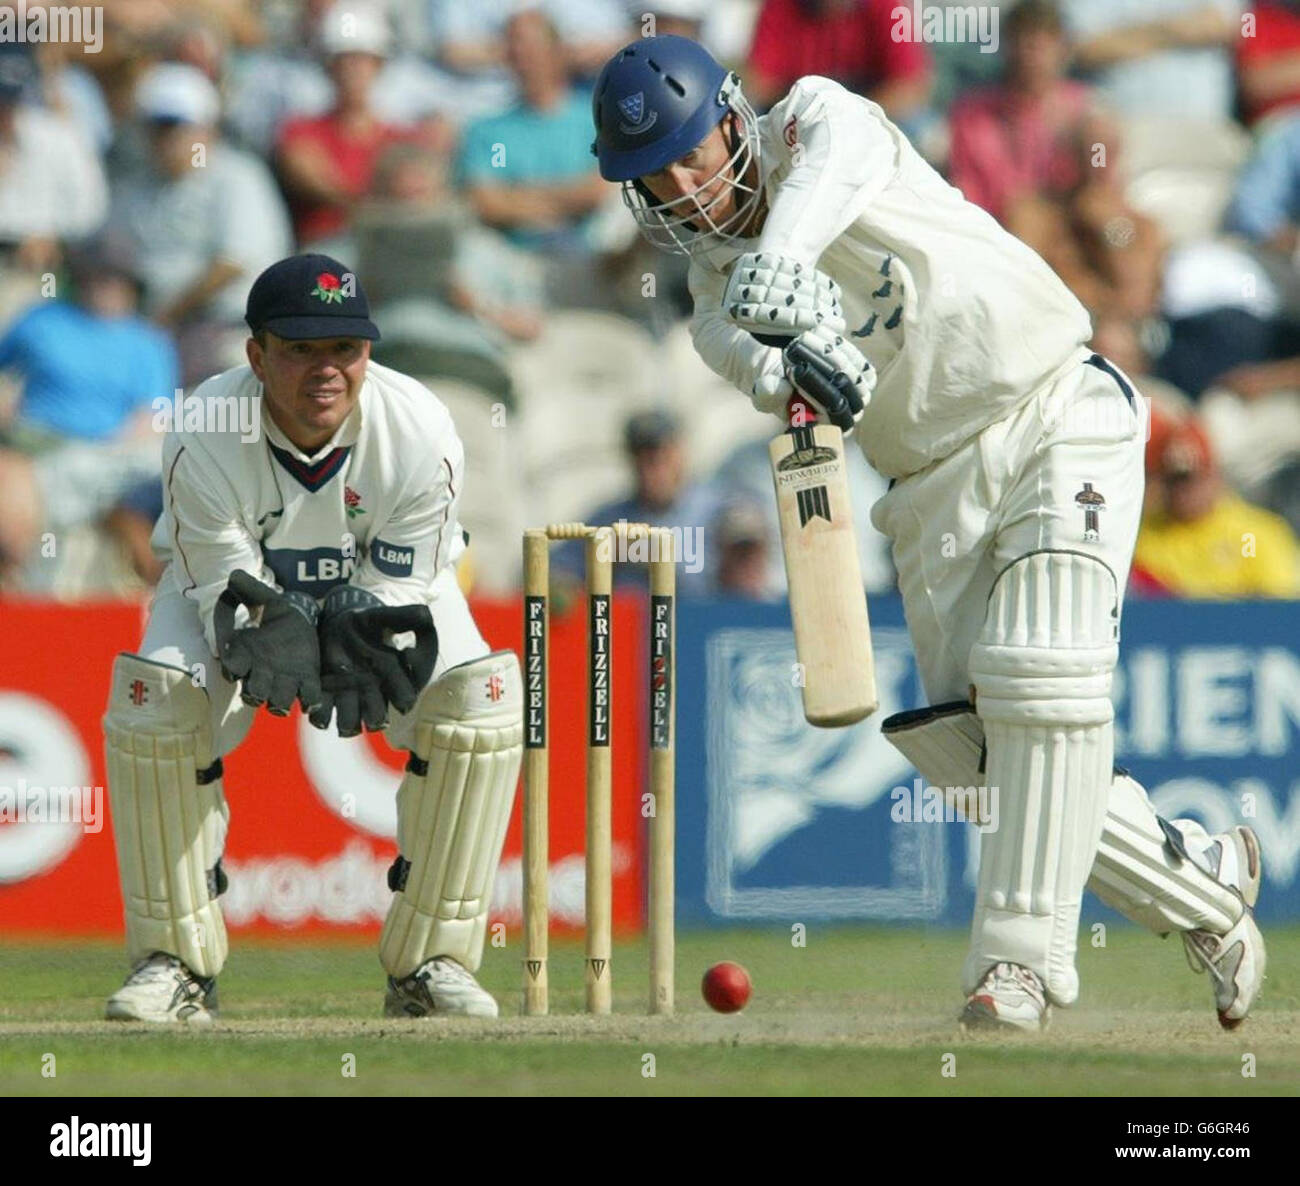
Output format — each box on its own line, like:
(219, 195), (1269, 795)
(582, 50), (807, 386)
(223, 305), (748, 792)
(591, 35), (1266, 1031)
(101, 254), (522, 1023)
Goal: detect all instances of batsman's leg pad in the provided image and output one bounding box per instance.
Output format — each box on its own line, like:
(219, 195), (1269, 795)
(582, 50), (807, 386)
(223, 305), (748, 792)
(884, 703), (1245, 938)
(104, 653), (229, 978)
(1091, 773), (1244, 935)
(882, 701), (985, 788)
(884, 700), (1245, 941)
(379, 650), (523, 978)
(967, 551), (1118, 1007)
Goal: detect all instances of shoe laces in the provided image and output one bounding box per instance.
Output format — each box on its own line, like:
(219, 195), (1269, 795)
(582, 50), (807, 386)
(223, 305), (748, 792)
(985, 962), (1046, 1007)
(1183, 930), (1228, 993)
(125, 953), (185, 986)
(418, 957), (475, 988)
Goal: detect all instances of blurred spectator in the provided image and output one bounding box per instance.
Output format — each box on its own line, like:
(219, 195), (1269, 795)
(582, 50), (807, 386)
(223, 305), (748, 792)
(276, 2), (416, 255)
(1237, 0), (1300, 128)
(457, 8), (611, 254)
(1063, 1), (1242, 121)
(361, 140), (547, 342)
(108, 63), (292, 386)
(0, 44), (107, 290)
(103, 475), (165, 587)
(642, 0), (709, 41)
(225, 1), (452, 157)
(1154, 238), (1293, 395)
(948, 0), (1164, 319)
(925, 2), (1006, 117)
(1225, 111), (1300, 256)
(711, 499), (776, 598)
(0, 235), (177, 586)
(555, 409), (714, 590)
(429, 0), (629, 98)
(1134, 400), (1300, 597)
(745, 0), (931, 134)
(35, 39), (114, 154)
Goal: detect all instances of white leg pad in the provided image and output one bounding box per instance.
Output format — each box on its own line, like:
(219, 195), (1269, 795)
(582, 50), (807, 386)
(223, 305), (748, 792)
(1091, 774), (1243, 935)
(883, 706), (1245, 940)
(103, 653), (229, 978)
(967, 552), (1119, 1006)
(379, 650), (523, 978)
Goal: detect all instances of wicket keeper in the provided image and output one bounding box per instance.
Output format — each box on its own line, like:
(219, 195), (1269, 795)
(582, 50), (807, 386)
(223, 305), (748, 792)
(102, 254), (522, 1023)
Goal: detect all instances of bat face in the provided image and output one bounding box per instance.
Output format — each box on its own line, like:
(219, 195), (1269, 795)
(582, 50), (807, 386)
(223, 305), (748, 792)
(769, 420), (878, 727)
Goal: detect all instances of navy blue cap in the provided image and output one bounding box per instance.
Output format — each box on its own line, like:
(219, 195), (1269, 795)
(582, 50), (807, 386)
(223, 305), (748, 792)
(245, 254), (380, 341)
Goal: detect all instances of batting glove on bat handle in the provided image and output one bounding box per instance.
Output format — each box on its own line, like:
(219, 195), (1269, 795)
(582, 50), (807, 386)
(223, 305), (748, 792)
(783, 339), (866, 436)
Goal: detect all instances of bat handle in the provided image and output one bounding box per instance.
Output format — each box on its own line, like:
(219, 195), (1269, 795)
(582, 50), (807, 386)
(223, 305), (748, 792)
(786, 394), (819, 429)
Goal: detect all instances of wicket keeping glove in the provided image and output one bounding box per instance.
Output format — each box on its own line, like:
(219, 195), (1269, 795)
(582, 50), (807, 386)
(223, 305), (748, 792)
(213, 569), (323, 716)
(309, 585), (439, 737)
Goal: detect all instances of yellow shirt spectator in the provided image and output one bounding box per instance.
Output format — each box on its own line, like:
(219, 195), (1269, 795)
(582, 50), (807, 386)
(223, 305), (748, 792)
(1135, 492), (1300, 598)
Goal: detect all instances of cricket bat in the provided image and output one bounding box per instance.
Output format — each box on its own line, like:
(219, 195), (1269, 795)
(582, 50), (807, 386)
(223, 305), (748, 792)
(768, 344), (878, 727)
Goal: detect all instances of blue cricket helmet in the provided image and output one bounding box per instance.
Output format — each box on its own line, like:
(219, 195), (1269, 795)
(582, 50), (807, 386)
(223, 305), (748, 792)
(591, 35), (732, 182)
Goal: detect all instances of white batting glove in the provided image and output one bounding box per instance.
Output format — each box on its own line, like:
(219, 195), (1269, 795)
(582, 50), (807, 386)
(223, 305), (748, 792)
(750, 356), (794, 414)
(723, 251), (845, 338)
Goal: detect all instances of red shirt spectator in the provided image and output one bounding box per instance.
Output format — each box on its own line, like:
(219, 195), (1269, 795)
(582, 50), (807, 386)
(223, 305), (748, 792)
(1238, 1), (1300, 126)
(277, 113), (406, 244)
(948, 80), (1092, 223)
(747, 0), (928, 112)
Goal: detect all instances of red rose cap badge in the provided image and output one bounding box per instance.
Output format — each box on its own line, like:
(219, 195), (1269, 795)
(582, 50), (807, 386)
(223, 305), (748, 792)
(245, 252), (380, 341)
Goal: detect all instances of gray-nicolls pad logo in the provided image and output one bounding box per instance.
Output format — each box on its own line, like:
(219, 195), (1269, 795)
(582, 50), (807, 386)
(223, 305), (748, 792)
(618, 92), (658, 135)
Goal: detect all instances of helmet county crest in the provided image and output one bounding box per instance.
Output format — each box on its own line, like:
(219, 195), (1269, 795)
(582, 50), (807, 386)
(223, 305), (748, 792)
(617, 91), (658, 135)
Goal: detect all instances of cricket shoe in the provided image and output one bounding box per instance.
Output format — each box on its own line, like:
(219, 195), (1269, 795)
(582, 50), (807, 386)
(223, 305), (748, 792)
(1182, 826), (1266, 1029)
(384, 956), (499, 1018)
(105, 952), (217, 1025)
(959, 962), (1050, 1033)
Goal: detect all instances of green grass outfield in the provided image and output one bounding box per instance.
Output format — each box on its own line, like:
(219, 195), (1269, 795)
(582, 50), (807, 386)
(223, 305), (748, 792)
(1, 926), (1297, 1096)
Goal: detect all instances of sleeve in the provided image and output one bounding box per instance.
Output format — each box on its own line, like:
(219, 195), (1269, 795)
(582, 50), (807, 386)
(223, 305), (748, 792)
(163, 436), (273, 655)
(1224, 126), (1300, 241)
(755, 77), (899, 267)
(686, 257), (788, 412)
(350, 431), (465, 606)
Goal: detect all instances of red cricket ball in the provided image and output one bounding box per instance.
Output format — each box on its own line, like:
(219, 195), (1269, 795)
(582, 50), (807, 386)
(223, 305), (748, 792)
(702, 961), (752, 1013)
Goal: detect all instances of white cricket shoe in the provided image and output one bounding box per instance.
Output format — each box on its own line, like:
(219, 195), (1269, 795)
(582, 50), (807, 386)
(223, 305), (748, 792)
(1182, 826), (1266, 1029)
(105, 952), (217, 1025)
(959, 962), (1049, 1033)
(384, 956), (499, 1018)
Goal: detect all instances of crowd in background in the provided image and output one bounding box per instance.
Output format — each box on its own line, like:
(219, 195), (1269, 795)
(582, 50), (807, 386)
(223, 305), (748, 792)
(0, 0), (1298, 602)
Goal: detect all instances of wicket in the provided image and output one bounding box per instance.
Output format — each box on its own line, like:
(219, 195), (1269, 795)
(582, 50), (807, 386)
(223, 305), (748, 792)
(522, 522), (676, 1016)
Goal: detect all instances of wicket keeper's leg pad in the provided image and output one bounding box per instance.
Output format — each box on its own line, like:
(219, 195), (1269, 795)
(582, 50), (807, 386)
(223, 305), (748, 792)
(966, 551), (1118, 1007)
(103, 653), (230, 978)
(884, 713), (1244, 937)
(380, 650), (523, 978)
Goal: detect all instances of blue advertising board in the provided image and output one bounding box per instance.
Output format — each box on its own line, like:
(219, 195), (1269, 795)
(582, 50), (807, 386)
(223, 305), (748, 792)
(674, 597), (1300, 926)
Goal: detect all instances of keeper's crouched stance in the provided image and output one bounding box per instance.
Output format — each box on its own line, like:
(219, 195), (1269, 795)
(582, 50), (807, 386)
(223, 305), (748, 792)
(102, 255), (523, 1024)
